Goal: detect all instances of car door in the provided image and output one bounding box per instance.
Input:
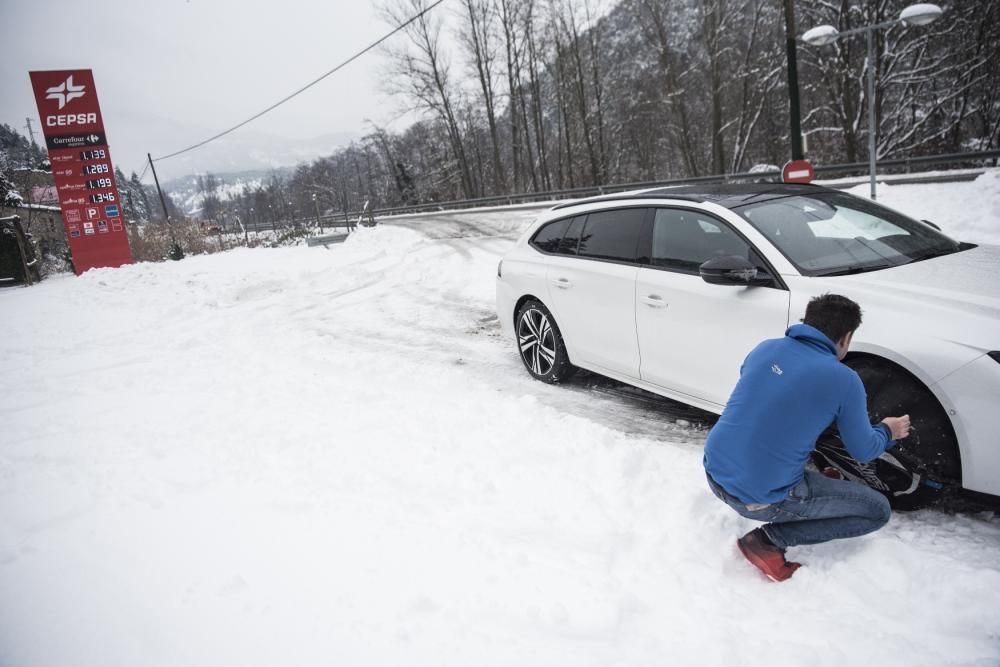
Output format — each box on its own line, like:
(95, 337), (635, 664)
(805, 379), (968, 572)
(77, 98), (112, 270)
(635, 207), (790, 409)
(545, 207), (648, 378)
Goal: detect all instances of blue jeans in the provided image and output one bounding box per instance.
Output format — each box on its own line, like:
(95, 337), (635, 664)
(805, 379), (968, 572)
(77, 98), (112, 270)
(706, 471), (891, 549)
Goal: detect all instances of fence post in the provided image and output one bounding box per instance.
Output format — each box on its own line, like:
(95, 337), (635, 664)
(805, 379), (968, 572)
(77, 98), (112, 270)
(313, 195), (323, 234)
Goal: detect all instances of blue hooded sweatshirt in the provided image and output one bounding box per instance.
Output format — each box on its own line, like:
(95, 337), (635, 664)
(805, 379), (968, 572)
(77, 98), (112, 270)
(703, 323), (893, 505)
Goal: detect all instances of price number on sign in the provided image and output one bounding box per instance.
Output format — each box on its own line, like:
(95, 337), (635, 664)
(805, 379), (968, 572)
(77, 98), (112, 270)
(80, 149), (107, 161)
(89, 192), (116, 204)
(82, 163), (109, 175)
(86, 178), (114, 190)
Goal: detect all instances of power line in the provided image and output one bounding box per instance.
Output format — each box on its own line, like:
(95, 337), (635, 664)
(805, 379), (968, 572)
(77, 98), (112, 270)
(152, 0), (446, 163)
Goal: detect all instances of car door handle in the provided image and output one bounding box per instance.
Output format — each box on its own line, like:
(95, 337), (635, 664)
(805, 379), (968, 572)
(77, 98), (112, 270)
(641, 295), (667, 308)
(552, 277), (573, 289)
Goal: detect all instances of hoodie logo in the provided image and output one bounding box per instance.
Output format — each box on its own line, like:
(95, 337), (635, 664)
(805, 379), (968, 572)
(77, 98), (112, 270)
(771, 364), (783, 376)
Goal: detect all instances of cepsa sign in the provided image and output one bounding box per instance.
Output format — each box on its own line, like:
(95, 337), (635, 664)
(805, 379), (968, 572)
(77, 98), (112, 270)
(29, 69), (132, 275)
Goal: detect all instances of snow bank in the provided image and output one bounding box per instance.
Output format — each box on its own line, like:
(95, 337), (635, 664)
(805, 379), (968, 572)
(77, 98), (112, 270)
(1, 180), (998, 667)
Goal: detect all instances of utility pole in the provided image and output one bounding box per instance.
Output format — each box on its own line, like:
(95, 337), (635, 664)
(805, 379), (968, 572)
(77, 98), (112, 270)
(147, 153), (178, 249)
(783, 0), (805, 161)
(25, 118), (40, 173)
(125, 190), (137, 224)
(24, 118), (38, 150)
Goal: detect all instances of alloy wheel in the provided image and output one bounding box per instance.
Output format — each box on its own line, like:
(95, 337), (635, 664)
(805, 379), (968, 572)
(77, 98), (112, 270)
(518, 308), (556, 376)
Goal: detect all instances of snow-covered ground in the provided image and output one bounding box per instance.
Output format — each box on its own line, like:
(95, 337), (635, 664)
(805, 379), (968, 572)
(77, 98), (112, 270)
(2, 172), (1000, 667)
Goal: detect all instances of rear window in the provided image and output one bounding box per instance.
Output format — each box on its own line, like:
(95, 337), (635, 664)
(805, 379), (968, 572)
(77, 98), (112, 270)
(577, 209), (646, 262)
(560, 216), (585, 255)
(530, 218), (570, 253)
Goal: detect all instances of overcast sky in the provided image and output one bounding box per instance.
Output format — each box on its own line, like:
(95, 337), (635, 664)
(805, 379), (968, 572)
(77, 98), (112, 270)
(2, 0), (421, 180)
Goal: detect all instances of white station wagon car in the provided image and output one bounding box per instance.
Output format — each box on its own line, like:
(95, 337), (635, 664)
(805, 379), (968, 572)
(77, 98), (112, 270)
(496, 184), (1000, 509)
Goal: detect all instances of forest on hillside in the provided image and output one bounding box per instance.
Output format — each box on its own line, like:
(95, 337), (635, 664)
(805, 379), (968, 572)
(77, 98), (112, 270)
(258, 0), (997, 218)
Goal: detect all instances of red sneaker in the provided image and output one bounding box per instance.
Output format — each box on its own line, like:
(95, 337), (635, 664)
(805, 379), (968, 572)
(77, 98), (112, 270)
(736, 528), (801, 582)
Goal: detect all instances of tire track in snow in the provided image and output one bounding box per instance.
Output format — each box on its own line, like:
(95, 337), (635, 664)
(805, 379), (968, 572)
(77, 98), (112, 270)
(287, 227), (712, 444)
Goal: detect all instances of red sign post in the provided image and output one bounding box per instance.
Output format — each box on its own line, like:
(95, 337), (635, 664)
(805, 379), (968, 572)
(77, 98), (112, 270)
(29, 69), (132, 275)
(782, 159), (816, 184)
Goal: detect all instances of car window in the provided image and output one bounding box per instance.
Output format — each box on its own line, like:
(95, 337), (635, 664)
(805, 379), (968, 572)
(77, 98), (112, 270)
(576, 208), (646, 262)
(651, 208), (751, 272)
(560, 216), (585, 255)
(530, 218), (570, 253)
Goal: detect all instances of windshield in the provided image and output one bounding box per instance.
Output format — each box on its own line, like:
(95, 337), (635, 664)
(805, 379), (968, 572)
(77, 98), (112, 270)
(733, 192), (964, 276)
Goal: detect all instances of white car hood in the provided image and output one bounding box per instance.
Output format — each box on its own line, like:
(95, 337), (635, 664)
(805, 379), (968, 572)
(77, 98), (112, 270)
(798, 244), (1000, 365)
(834, 243), (1000, 319)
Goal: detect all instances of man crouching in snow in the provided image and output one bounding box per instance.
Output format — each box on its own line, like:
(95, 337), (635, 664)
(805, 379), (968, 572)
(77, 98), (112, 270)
(703, 293), (910, 582)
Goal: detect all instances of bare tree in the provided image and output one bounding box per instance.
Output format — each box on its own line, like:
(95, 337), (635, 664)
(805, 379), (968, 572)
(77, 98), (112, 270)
(523, 3), (553, 189)
(636, 0), (701, 176)
(460, 0), (507, 194)
(725, 0), (784, 171)
(498, 0), (527, 191)
(380, 0), (477, 198)
(558, 0), (602, 185)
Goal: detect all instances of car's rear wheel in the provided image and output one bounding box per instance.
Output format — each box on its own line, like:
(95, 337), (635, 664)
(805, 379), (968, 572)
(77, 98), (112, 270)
(515, 299), (576, 383)
(813, 356), (961, 510)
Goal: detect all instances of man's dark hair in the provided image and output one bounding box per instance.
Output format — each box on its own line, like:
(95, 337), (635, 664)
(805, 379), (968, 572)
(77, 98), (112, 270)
(803, 293), (862, 342)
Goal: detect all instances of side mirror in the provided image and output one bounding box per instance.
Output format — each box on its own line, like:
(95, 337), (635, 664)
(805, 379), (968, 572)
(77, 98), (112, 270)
(699, 255), (768, 286)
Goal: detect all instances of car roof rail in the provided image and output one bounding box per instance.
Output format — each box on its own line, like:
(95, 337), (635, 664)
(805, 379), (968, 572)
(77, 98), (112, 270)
(550, 193), (708, 210)
(549, 182), (836, 211)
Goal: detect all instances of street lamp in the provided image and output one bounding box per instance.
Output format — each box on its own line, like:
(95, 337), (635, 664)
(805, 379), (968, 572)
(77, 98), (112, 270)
(802, 3), (943, 200)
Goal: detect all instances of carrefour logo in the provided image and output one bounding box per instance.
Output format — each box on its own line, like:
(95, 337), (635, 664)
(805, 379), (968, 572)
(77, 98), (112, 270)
(45, 75), (86, 110)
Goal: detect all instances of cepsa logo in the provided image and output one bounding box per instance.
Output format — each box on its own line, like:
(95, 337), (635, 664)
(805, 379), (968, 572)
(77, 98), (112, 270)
(46, 75), (85, 109)
(43, 74), (96, 127)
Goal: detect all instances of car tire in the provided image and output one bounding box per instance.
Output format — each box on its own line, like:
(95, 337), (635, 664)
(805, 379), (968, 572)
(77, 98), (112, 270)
(813, 356), (961, 510)
(515, 299), (576, 383)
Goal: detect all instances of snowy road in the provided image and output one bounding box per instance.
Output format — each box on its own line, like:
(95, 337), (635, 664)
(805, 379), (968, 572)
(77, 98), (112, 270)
(2, 175), (1000, 666)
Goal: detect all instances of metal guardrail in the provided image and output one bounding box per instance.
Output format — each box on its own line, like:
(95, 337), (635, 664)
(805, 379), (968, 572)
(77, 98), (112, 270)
(349, 149), (999, 220)
(240, 216), (354, 234)
(304, 232), (349, 247)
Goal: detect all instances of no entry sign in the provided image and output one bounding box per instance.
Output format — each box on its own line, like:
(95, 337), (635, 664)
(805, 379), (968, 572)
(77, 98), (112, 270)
(29, 69), (132, 275)
(782, 159), (816, 184)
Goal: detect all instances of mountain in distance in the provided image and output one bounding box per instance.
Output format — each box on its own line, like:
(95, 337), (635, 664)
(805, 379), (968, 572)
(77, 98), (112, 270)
(146, 129), (356, 183)
(163, 167), (293, 216)
(147, 126), (358, 214)
(110, 110), (358, 181)
(155, 130), (357, 180)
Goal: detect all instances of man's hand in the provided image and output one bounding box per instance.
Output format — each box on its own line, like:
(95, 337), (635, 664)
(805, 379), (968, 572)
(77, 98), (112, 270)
(882, 415), (911, 440)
